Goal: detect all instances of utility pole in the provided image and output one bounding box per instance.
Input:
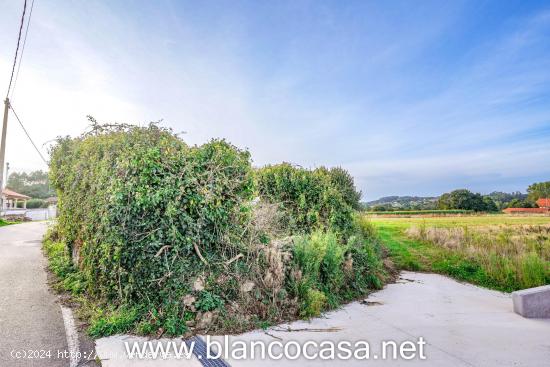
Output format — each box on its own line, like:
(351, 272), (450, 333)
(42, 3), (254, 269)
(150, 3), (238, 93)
(0, 98), (8, 213)
(5, 162), (9, 188)
(0, 98), (9, 191)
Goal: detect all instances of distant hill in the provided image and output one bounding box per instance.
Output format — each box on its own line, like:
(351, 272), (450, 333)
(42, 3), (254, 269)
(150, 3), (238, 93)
(363, 196), (438, 210)
(363, 191), (528, 211)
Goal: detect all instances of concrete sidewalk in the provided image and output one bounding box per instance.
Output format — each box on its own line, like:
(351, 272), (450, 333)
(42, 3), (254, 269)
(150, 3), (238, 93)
(0, 222), (68, 366)
(95, 271), (550, 366)
(0, 222), (99, 367)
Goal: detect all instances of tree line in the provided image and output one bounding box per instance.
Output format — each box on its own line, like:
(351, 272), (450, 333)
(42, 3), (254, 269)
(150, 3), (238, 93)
(5, 170), (55, 208)
(365, 181), (550, 212)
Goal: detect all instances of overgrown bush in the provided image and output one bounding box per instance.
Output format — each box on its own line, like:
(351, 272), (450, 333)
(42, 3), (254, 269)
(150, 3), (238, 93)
(47, 121), (385, 337)
(50, 122), (254, 333)
(328, 167), (362, 210)
(255, 163), (354, 235)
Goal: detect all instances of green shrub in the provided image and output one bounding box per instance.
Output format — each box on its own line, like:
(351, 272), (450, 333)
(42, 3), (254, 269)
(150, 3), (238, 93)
(328, 167), (362, 210)
(256, 163), (354, 234)
(302, 289), (326, 318)
(49, 122), (254, 334)
(47, 121), (384, 337)
(26, 199), (46, 209)
(195, 291), (225, 312)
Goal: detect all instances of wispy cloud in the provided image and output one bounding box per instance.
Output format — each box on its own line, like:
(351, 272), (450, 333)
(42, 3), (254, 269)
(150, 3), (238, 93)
(0, 0), (548, 199)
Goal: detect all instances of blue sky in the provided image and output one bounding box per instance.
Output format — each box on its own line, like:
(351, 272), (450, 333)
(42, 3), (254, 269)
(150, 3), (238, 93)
(1, 0), (549, 200)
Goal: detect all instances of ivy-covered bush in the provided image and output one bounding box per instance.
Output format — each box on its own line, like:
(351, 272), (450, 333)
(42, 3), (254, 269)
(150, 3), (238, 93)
(255, 163), (355, 235)
(328, 167), (362, 210)
(49, 122), (254, 332)
(47, 122), (385, 337)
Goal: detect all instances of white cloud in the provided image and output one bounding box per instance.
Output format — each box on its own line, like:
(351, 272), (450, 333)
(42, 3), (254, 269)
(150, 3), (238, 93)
(1, 1), (549, 201)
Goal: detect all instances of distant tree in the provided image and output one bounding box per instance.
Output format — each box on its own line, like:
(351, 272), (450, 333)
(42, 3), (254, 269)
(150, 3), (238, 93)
(482, 196), (498, 212)
(364, 196), (437, 210)
(328, 167), (362, 210)
(485, 191), (528, 210)
(437, 193), (452, 210)
(371, 205), (390, 212)
(6, 170), (55, 199)
(527, 181), (550, 202)
(505, 198), (535, 209)
(437, 189), (487, 211)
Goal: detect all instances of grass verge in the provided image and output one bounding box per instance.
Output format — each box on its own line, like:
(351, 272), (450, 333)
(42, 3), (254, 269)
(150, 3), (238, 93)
(0, 218), (13, 227)
(42, 238), (138, 337)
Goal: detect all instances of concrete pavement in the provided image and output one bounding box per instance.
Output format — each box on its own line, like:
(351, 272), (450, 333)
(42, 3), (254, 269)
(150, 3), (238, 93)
(96, 271), (550, 367)
(0, 222), (96, 367)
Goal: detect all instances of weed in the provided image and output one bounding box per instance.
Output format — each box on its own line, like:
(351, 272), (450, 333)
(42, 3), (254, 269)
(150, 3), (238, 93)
(195, 291), (225, 312)
(301, 289), (326, 318)
(88, 306), (140, 338)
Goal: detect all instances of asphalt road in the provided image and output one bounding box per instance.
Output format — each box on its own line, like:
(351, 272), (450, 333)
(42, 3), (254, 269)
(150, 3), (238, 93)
(0, 222), (70, 367)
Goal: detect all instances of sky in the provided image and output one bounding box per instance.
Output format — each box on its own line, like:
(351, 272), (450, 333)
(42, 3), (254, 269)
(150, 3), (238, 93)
(0, 0), (549, 201)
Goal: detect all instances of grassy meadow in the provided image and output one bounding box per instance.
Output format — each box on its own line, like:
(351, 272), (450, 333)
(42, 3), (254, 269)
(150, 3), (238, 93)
(370, 215), (550, 292)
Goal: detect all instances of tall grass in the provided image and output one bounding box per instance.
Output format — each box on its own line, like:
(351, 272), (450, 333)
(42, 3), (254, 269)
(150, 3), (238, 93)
(405, 224), (550, 290)
(289, 223), (384, 317)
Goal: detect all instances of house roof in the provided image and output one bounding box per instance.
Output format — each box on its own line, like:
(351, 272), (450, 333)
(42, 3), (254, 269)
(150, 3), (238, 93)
(1, 188), (31, 200)
(536, 198), (550, 208)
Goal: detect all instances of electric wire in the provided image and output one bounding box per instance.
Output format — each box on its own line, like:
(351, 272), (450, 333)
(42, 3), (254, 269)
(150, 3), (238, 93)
(9, 103), (48, 164)
(10, 0), (36, 101)
(6, 0), (28, 99)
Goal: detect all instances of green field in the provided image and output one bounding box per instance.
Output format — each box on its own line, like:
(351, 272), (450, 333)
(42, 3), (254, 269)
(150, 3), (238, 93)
(371, 215), (550, 228)
(365, 209), (472, 215)
(370, 215), (550, 292)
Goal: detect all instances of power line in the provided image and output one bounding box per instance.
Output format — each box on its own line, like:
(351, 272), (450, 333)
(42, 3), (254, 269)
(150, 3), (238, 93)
(10, 0), (36, 101)
(6, 0), (28, 99)
(8, 103), (48, 165)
